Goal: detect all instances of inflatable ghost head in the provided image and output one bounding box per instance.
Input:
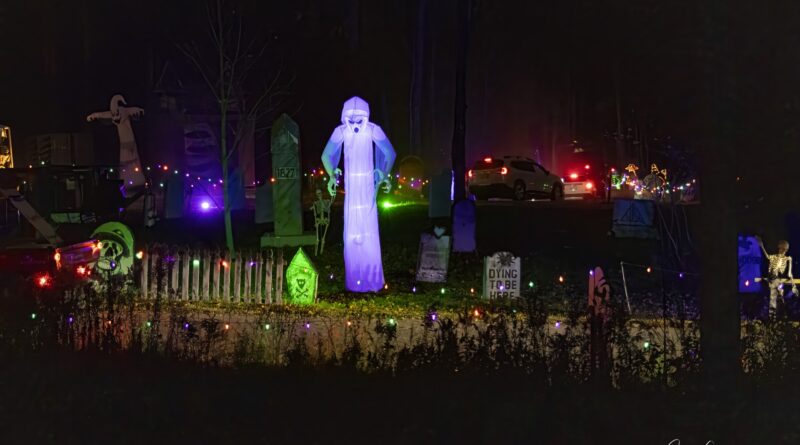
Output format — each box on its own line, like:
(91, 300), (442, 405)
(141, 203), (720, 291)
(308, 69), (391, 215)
(341, 96), (370, 134)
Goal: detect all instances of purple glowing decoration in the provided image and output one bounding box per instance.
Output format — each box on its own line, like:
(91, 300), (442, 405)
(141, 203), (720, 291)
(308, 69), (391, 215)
(305, 322), (311, 329)
(200, 201), (211, 211)
(431, 313), (437, 321)
(555, 321), (561, 328)
(183, 322), (189, 330)
(68, 316), (74, 324)
(321, 97), (396, 292)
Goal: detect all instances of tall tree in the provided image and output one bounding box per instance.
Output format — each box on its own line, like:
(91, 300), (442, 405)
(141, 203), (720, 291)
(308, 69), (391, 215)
(177, 0), (287, 253)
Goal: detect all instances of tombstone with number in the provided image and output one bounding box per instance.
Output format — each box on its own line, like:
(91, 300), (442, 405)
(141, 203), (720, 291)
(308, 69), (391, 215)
(261, 114), (316, 247)
(285, 247), (318, 304)
(482, 252), (521, 299)
(415, 226), (451, 283)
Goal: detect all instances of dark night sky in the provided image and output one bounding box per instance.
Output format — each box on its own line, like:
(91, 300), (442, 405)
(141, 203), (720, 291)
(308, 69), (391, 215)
(1, 0), (799, 179)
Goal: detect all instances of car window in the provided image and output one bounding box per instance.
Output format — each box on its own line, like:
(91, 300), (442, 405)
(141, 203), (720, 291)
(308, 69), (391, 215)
(510, 161), (536, 172)
(533, 163), (549, 174)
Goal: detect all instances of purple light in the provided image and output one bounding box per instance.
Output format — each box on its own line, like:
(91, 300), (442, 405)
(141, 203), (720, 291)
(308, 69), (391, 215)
(589, 270), (594, 276)
(200, 201), (211, 211)
(305, 322), (311, 329)
(249, 261), (256, 267)
(68, 316), (74, 324)
(412, 286), (417, 293)
(555, 321), (561, 328)
(183, 322), (189, 330)
(679, 272), (685, 279)
(431, 313), (437, 321)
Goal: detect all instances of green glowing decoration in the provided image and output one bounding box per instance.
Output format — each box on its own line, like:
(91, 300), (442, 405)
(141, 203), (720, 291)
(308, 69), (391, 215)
(91, 222), (135, 276)
(285, 247), (318, 305)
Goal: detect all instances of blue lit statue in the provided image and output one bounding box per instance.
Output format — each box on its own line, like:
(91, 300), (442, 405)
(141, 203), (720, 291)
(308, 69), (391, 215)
(321, 97), (396, 292)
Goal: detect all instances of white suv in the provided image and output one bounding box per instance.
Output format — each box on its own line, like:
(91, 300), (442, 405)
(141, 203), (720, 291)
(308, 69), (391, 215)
(467, 156), (564, 201)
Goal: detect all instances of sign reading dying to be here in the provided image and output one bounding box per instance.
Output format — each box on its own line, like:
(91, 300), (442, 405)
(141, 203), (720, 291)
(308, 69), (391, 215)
(482, 252), (521, 299)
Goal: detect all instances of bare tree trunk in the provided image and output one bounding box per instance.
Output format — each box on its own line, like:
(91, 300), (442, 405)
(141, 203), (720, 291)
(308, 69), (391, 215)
(410, 0), (427, 155)
(451, 0), (469, 201)
(615, 63), (625, 166)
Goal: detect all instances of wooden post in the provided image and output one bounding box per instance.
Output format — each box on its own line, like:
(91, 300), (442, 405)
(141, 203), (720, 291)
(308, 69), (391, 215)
(181, 250), (190, 301)
(222, 251), (231, 302)
(233, 251), (242, 302)
(212, 250), (221, 301)
(254, 251), (262, 303)
(192, 250), (200, 300)
(275, 248), (284, 304)
(149, 251), (159, 299)
(141, 245), (149, 299)
(202, 250), (211, 301)
(170, 248), (179, 293)
(244, 252), (252, 303)
(265, 249), (273, 304)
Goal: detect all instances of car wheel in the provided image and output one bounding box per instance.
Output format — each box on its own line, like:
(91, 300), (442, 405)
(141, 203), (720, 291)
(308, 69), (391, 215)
(551, 184), (564, 201)
(513, 181), (526, 201)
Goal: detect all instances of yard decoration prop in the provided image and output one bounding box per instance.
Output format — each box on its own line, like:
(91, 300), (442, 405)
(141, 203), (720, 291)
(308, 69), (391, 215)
(738, 235), (762, 293)
(588, 266), (612, 378)
(321, 97), (396, 292)
(86, 95), (145, 194)
(285, 247), (318, 304)
(415, 226), (451, 283)
(261, 114), (316, 248)
(311, 189), (333, 255)
(482, 252), (521, 299)
(91, 222), (135, 276)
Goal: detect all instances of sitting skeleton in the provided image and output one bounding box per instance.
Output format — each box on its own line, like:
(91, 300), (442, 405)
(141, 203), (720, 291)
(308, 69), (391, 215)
(758, 236), (796, 317)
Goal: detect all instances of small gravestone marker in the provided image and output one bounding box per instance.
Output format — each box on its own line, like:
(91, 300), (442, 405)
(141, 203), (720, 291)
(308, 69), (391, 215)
(285, 247), (318, 304)
(482, 252), (521, 299)
(428, 170), (452, 218)
(452, 199), (476, 252)
(415, 227), (451, 283)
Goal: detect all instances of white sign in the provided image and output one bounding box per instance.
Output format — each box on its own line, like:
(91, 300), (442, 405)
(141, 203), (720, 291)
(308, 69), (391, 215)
(482, 252), (521, 299)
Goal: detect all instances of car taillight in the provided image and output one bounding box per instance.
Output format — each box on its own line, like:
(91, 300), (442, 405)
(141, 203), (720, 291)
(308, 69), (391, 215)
(35, 273), (51, 288)
(585, 182), (594, 190)
(467, 170), (473, 178)
(569, 173), (578, 180)
(483, 157), (492, 163)
(500, 167), (508, 175)
(584, 164), (590, 170)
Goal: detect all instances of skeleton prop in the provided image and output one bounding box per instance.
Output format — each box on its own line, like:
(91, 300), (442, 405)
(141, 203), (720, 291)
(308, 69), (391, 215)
(321, 97), (396, 292)
(758, 236), (796, 317)
(87, 95), (146, 194)
(91, 222), (135, 276)
(311, 189), (333, 255)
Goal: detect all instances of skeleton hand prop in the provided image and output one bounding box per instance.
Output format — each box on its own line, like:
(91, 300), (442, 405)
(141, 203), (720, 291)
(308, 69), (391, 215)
(327, 168), (342, 197)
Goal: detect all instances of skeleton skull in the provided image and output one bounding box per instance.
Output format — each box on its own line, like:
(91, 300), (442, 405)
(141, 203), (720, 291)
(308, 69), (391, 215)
(91, 222), (135, 276)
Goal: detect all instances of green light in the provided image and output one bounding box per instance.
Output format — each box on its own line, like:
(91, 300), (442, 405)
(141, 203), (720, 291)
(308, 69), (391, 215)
(388, 318), (396, 326)
(440, 288), (445, 294)
(264, 323), (271, 330)
(528, 281), (534, 288)
(643, 341), (650, 349)
(146, 321), (152, 328)
(381, 201), (394, 209)
(30, 313), (36, 320)
(193, 259), (200, 267)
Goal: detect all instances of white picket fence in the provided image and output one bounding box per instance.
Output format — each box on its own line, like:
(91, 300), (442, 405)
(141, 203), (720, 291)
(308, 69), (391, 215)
(139, 246), (287, 304)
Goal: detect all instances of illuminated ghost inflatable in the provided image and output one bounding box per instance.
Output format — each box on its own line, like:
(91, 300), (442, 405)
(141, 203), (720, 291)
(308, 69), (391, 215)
(322, 97), (396, 292)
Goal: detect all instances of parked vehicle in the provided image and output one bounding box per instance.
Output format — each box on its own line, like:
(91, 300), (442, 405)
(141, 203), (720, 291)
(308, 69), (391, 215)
(562, 164), (600, 200)
(467, 156), (563, 201)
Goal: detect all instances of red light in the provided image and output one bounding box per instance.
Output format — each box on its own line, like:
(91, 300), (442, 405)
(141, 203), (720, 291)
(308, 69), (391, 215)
(569, 173), (579, 180)
(585, 182), (594, 190)
(467, 170), (473, 178)
(483, 157), (492, 163)
(270, 177), (276, 183)
(610, 167), (616, 172)
(162, 165), (169, 171)
(76, 265), (87, 276)
(500, 167), (508, 175)
(36, 274), (51, 288)
(53, 251), (62, 269)
(584, 164), (590, 170)
(221, 260), (229, 268)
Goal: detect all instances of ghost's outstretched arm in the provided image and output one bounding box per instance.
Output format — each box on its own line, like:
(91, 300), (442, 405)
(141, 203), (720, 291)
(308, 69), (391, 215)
(372, 125), (396, 175)
(321, 126), (344, 196)
(122, 107), (145, 120)
(86, 111), (113, 122)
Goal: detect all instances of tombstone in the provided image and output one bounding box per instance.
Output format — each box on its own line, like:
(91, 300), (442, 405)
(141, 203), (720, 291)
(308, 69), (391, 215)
(482, 252), (521, 299)
(611, 198), (657, 239)
(429, 169), (452, 218)
(452, 199), (476, 252)
(285, 247), (318, 304)
(738, 234), (762, 293)
(255, 183), (274, 223)
(164, 176), (184, 219)
(415, 226), (451, 282)
(261, 114), (316, 247)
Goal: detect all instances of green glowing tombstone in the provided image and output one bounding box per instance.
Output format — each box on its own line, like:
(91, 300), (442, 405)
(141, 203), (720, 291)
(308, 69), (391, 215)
(285, 248), (318, 305)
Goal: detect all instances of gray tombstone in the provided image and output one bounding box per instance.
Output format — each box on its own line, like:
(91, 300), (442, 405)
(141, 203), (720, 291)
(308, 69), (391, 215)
(164, 176), (184, 219)
(428, 169), (452, 218)
(261, 114), (316, 247)
(415, 228), (451, 283)
(255, 183), (274, 223)
(452, 199), (476, 252)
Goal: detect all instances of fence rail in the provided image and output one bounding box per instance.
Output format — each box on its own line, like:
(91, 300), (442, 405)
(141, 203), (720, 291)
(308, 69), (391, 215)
(139, 245), (287, 304)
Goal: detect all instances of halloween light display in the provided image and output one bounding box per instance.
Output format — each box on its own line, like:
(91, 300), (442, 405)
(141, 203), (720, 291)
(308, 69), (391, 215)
(321, 97), (396, 292)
